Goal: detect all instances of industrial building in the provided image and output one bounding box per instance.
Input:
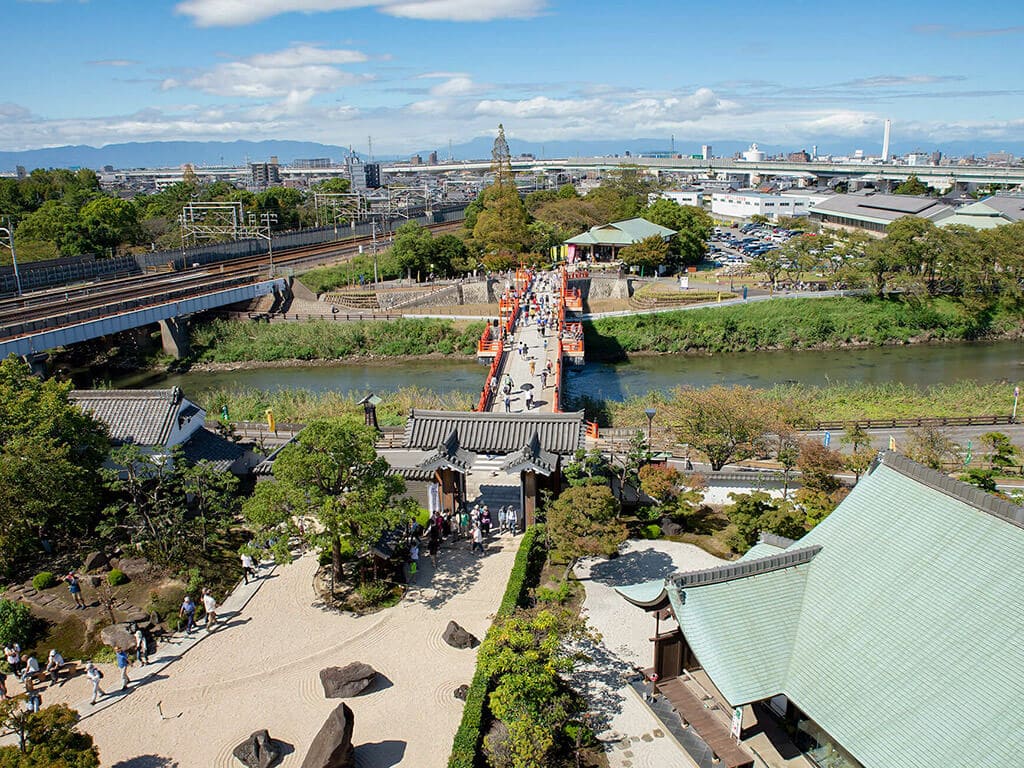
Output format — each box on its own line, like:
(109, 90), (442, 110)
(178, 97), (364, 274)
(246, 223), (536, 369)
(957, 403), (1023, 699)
(808, 192), (952, 234)
(711, 191), (815, 221)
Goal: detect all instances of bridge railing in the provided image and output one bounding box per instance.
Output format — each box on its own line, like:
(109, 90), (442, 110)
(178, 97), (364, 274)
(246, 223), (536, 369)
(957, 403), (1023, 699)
(476, 340), (504, 412)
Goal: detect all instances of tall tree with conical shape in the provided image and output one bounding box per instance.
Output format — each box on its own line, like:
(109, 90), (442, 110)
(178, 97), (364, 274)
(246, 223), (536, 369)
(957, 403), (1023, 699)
(472, 124), (531, 256)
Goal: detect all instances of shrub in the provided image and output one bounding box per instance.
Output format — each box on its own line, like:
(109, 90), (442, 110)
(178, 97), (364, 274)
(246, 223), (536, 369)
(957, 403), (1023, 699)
(145, 586), (185, 625)
(449, 525), (546, 768)
(536, 580), (572, 605)
(0, 599), (35, 648)
(32, 572), (57, 591)
(356, 581), (397, 607)
(640, 523), (662, 540)
(107, 569), (128, 587)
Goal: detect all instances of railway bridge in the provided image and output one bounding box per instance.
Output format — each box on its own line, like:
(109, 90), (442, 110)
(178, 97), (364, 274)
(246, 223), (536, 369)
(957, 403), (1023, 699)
(0, 222), (457, 364)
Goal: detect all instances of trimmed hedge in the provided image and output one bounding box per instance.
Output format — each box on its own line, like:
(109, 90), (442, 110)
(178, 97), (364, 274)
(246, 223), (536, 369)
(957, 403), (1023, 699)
(107, 569), (128, 586)
(448, 525), (545, 768)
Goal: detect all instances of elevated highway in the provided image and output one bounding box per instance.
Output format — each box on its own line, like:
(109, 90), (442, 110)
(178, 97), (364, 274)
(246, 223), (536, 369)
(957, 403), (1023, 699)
(384, 156), (1024, 187)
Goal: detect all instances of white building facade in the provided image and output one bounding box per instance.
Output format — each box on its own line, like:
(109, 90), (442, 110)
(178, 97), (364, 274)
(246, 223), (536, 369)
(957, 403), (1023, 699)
(711, 191), (813, 221)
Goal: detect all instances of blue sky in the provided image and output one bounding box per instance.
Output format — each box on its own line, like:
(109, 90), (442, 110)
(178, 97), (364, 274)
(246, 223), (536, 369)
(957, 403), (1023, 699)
(3, 0), (1023, 152)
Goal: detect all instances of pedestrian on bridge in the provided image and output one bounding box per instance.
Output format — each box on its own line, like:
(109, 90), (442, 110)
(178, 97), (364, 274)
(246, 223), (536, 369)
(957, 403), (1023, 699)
(504, 394), (511, 413)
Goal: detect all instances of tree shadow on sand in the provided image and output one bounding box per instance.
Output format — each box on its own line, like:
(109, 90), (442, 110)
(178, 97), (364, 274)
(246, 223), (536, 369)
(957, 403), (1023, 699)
(406, 540), (487, 610)
(585, 547), (676, 587)
(570, 635), (631, 735)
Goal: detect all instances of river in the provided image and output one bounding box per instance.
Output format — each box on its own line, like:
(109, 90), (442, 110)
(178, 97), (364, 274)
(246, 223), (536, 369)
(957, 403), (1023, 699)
(108, 340), (1024, 401)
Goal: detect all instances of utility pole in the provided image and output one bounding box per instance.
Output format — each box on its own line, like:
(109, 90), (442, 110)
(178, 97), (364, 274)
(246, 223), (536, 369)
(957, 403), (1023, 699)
(0, 217), (22, 296)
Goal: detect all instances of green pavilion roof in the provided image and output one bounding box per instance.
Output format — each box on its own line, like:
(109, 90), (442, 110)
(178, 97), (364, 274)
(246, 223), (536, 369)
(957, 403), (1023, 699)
(622, 452), (1024, 768)
(565, 217), (676, 246)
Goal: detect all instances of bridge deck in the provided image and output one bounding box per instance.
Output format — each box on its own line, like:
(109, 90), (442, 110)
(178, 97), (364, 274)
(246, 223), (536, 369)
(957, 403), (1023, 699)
(488, 271), (565, 415)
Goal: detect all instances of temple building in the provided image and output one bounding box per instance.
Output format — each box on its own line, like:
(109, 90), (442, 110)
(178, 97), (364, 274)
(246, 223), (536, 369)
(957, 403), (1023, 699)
(564, 217), (676, 261)
(616, 451), (1024, 768)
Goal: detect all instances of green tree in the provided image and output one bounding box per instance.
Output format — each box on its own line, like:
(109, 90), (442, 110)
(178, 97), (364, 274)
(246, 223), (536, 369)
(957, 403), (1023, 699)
(0, 358), (108, 573)
(241, 481), (298, 565)
(670, 385), (778, 471)
(179, 460), (238, 554)
(794, 440), (848, 524)
(391, 220), (435, 280)
(431, 233), (473, 275)
(980, 432), (1017, 470)
(99, 445), (192, 568)
(619, 235), (669, 273)
(312, 178), (351, 194)
(961, 468), (998, 492)
(16, 200), (86, 255)
(562, 448), (611, 487)
(723, 491), (778, 549)
(893, 174), (929, 196)
(78, 196), (142, 254)
(906, 424), (959, 470)
(545, 485), (626, 581)
(750, 249), (787, 291)
(0, 703), (99, 767)
(255, 419), (416, 581)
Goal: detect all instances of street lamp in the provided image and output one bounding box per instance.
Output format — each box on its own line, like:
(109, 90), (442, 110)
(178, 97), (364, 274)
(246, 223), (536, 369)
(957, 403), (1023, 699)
(260, 212), (278, 276)
(644, 407), (657, 446)
(0, 219), (22, 296)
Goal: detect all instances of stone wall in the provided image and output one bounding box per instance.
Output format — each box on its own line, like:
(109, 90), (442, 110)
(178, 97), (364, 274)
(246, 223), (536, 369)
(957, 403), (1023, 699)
(378, 278), (500, 311)
(572, 275), (647, 300)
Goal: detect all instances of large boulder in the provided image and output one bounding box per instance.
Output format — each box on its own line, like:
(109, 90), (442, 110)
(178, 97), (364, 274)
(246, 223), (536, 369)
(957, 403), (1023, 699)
(453, 685), (469, 701)
(100, 623), (135, 650)
(319, 663), (377, 699)
(300, 703), (354, 768)
(442, 621), (478, 649)
(660, 518), (683, 537)
(83, 551), (109, 572)
(233, 729), (281, 768)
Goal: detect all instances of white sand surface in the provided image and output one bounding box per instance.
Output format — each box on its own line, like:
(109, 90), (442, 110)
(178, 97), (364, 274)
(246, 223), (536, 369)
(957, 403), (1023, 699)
(13, 534), (520, 767)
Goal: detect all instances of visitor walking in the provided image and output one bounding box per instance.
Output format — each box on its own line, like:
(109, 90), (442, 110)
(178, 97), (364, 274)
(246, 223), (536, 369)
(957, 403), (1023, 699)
(86, 662), (104, 705)
(201, 589), (218, 630)
(504, 394), (511, 413)
(408, 541), (419, 582)
(427, 525), (440, 567)
(46, 649), (64, 685)
(240, 552), (257, 584)
(26, 689), (41, 713)
(525, 389), (534, 410)
(529, 360), (536, 376)
(65, 572), (86, 609)
(115, 647), (130, 691)
(471, 523), (484, 555)
(481, 506), (491, 537)
(179, 595), (197, 635)
(134, 626), (149, 666)
(541, 370), (548, 388)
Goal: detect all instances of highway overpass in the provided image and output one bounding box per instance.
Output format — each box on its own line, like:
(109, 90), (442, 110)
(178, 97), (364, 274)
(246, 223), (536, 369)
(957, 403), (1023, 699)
(383, 156), (1024, 187)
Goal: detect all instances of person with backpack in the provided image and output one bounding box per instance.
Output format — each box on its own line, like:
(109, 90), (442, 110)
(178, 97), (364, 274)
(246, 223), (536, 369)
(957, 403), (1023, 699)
(86, 662), (104, 705)
(115, 648), (130, 691)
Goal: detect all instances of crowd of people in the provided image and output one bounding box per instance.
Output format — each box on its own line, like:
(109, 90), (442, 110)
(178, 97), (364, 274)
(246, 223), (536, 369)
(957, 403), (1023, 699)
(405, 503), (522, 581)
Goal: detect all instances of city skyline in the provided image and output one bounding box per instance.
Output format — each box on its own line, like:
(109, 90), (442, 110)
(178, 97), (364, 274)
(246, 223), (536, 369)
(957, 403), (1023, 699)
(4, 0), (1024, 154)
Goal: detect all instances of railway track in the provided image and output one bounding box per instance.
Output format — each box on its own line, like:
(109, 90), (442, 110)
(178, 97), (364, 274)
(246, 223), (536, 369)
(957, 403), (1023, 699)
(0, 220), (459, 339)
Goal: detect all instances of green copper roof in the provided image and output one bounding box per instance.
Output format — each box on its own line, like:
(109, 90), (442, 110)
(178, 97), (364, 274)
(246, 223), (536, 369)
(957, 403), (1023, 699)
(565, 217), (676, 246)
(667, 452), (1024, 768)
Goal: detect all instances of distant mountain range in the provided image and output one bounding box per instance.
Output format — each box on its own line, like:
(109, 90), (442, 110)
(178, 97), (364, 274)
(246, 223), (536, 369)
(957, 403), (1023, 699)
(1, 137), (1021, 172)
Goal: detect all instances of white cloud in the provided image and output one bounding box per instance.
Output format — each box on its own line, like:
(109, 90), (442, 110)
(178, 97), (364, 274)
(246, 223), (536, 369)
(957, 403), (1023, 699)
(247, 45), (367, 68)
(430, 76), (479, 97)
(175, 0), (544, 27)
(87, 59), (140, 67)
(170, 44), (370, 101)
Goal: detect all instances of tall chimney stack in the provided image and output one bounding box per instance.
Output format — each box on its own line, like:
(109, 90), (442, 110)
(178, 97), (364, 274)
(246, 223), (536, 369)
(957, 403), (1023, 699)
(881, 119), (892, 163)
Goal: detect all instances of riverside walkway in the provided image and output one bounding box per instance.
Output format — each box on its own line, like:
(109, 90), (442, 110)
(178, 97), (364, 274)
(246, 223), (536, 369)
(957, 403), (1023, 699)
(475, 267), (587, 416)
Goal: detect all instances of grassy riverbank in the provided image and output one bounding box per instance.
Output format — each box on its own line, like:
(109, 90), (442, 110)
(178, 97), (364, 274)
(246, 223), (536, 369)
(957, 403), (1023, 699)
(573, 380), (1024, 427)
(585, 296), (1024, 360)
(190, 317), (487, 363)
(198, 386), (476, 427)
